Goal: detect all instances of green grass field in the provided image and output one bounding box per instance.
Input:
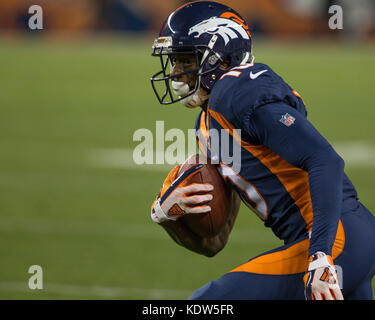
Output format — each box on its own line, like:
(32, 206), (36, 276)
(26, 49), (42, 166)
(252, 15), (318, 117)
(0, 36), (374, 299)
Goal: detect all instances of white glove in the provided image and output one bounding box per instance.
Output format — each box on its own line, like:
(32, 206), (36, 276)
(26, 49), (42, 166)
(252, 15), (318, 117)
(304, 252), (344, 300)
(151, 164), (213, 223)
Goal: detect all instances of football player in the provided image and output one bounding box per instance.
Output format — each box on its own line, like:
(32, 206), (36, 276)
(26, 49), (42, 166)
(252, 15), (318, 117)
(150, 1), (375, 300)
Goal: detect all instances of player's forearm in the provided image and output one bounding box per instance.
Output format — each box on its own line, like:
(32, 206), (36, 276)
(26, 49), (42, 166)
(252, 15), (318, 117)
(159, 219), (222, 257)
(247, 103), (345, 257)
(159, 191), (240, 257)
(306, 146), (345, 256)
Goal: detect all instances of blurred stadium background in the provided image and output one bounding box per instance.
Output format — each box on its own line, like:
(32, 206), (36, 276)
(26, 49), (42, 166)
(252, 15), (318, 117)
(0, 0), (374, 299)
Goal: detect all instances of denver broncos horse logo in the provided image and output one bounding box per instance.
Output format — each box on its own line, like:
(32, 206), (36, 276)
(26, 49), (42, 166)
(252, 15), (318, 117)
(188, 12), (251, 45)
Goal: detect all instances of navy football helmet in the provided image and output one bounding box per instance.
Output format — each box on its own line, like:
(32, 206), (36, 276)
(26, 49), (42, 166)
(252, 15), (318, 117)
(150, 1), (253, 105)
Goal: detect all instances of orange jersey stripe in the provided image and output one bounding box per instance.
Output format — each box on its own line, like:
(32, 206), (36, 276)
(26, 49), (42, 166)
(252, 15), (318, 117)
(200, 110), (209, 143)
(230, 220), (345, 275)
(207, 108), (314, 232)
(197, 110), (210, 155)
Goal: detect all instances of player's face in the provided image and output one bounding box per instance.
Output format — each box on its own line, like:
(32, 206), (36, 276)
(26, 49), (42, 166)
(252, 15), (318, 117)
(170, 54), (197, 90)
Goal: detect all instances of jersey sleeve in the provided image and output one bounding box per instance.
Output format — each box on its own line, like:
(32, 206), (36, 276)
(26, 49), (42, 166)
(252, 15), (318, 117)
(244, 102), (345, 257)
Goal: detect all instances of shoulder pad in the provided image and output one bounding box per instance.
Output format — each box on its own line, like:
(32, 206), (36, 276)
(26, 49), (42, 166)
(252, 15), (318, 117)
(208, 62), (307, 123)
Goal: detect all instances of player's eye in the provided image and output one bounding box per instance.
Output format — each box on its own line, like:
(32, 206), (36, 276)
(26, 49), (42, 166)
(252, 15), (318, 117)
(183, 59), (193, 66)
(169, 56), (195, 71)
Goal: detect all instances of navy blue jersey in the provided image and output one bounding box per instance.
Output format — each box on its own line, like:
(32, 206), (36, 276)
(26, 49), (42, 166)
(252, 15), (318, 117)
(195, 62), (358, 256)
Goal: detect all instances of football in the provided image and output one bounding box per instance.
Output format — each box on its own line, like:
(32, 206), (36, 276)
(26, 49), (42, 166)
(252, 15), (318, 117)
(178, 154), (232, 238)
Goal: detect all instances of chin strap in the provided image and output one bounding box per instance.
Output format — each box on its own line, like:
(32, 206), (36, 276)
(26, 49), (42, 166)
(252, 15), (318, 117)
(171, 81), (209, 108)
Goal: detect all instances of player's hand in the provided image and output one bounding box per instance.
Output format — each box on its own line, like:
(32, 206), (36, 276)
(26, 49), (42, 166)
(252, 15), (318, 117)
(303, 252), (343, 300)
(151, 164), (213, 223)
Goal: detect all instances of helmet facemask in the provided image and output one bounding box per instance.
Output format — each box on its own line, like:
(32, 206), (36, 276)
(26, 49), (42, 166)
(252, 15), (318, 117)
(150, 35), (223, 106)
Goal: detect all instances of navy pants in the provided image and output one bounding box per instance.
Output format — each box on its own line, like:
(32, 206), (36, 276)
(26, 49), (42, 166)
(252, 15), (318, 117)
(190, 202), (375, 300)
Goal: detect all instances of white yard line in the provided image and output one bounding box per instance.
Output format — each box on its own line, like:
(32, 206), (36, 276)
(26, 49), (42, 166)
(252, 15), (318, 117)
(0, 217), (280, 245)
(332, 141), (375, 166)
(87, 148), (172, 171)
(87, 141), (375, 170)
(0, 281), (191, 299)
(1, 141), (372, 299)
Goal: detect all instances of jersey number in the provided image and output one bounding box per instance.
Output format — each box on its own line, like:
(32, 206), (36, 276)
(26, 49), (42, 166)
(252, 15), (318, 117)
(219, 163), (268, 221)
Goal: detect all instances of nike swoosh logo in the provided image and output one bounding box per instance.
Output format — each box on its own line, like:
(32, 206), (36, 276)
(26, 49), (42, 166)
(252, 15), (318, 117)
(250, 70), (268, 79)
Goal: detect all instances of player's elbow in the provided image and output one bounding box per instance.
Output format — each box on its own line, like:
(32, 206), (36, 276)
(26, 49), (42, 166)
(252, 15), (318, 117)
(201, 235), (228, 257)
(202, 250), (218, 258)
(201, 213), (236, 257)
(326, 147), (345, 171)
(201, 246), (222, 258)
(309, 145), (345, 172)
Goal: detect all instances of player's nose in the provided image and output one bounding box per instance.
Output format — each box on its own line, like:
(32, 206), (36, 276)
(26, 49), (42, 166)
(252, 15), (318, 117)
(170, 62), (184, 78)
